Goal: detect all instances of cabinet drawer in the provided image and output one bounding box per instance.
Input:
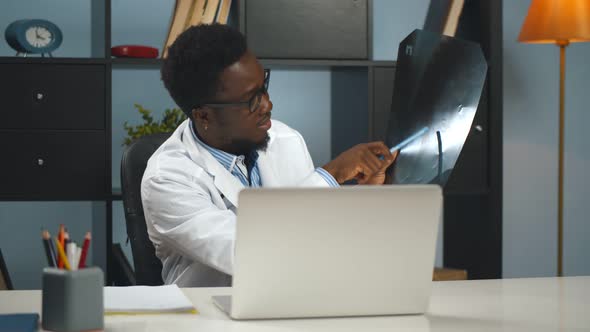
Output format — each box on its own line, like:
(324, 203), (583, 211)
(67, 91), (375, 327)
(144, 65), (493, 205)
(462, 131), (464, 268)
(245, 0), (368, 59)
(0, 131), (107, 199)
(0, 64), (106, 130)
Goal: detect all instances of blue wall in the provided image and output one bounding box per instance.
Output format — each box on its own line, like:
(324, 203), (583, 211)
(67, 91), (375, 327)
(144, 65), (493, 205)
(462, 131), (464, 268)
(372, 0), (430, 60)
(503, 1), (590, 277)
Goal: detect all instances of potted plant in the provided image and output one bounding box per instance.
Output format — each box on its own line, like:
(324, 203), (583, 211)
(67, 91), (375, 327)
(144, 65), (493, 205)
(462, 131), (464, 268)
(123, 104), (186, 146)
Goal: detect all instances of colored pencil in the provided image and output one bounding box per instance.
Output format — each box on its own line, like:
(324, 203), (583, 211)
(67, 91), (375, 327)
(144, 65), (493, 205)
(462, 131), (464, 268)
(57, 224), (65, 269)
(42, 230), (57, 267)
(55, 237), (71, 270)
(78, 232), (91, 268)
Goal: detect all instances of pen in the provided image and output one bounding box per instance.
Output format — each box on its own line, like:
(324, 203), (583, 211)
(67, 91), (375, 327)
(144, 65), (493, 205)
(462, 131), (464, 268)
(67, 242), (78, 271)
(79, 232), (91, 269)
(48, 234), (59, 269)
(389, 126), (429, 153)
(75, 247), (82, 270)
(42, 230), (57, 268)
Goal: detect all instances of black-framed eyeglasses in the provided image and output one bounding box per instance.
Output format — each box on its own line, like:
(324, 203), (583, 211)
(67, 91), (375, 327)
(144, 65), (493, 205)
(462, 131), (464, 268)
(201, 69), (270, 114)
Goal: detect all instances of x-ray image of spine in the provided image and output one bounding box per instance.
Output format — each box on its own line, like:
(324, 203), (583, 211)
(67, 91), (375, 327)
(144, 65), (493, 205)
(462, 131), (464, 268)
(385, 29), (487, 186)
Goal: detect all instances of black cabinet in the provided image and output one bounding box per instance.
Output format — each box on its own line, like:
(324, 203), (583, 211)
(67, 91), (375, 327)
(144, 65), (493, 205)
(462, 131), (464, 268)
(243, 0), (369, 59)
(371, 66), (396, 142)
(0, 63), (108, 201)
(0, 64), (106, 130)
(444, 193), (500, 278)
(0, 132), (107, 200)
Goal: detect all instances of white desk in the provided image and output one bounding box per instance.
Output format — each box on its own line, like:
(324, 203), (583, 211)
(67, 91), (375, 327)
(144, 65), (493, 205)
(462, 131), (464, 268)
(1, 277), (588, 331)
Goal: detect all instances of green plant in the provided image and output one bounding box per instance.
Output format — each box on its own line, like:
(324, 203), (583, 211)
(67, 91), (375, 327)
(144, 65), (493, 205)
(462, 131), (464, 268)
(123, 104), (187, 146)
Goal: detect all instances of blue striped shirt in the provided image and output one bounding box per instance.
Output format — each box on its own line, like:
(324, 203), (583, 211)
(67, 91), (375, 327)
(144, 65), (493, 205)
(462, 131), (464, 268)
(190, 122), (339, 187)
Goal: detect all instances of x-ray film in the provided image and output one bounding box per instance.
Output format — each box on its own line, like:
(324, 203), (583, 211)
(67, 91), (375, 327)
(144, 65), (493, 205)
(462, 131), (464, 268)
(386, 29), (487, 186)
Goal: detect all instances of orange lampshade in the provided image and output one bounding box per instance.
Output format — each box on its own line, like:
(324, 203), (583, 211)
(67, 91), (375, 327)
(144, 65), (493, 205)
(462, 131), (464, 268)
(518, 0), (590, 44)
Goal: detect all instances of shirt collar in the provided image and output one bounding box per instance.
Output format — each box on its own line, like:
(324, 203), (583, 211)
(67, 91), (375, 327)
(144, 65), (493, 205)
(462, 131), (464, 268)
(189, 121), (259, 172)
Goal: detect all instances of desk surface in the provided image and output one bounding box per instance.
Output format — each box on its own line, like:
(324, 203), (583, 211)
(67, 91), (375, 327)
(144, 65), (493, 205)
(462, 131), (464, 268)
(1, 277), (588, 331)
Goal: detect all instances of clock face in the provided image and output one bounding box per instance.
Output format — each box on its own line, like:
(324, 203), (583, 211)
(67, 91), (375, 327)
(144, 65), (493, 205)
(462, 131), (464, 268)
(25, 26), (53, 48)
(5, 19), (63, 54)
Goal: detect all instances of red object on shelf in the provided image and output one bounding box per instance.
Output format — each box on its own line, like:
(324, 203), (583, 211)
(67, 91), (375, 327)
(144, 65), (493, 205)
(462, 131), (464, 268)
(111, 45), (159, 58)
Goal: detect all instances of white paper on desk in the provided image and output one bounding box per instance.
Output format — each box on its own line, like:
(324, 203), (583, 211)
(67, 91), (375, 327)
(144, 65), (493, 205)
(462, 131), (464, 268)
(104, 284), (197, 314)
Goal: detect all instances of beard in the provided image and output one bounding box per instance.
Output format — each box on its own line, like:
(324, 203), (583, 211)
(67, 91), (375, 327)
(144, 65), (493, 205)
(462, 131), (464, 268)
(229, 134), (270, 156)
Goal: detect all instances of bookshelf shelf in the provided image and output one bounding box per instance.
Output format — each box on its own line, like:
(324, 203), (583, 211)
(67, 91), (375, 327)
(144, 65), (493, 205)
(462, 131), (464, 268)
(111, 58), (161, 66)
(261, 59), (394, 67)
(110, 58), (397, 68)
(0, 57), (107, 65)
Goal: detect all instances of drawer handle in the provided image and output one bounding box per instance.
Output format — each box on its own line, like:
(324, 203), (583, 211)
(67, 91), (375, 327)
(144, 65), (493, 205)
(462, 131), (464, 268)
(34, 92), (45, 101)
(474, 125), (483, 133)
(37, 158), (45, 166)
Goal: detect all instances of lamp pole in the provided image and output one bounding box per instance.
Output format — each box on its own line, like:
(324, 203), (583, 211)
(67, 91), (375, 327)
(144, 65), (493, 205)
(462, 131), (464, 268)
(557, 40), (568, 277)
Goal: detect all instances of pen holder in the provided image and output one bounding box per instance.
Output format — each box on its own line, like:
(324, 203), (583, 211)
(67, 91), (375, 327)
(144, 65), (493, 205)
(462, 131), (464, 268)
(42, 267), (104, 332)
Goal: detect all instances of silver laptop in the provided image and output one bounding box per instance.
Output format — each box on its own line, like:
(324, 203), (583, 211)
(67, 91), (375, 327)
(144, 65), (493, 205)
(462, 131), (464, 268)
(213, 185), (442, 319)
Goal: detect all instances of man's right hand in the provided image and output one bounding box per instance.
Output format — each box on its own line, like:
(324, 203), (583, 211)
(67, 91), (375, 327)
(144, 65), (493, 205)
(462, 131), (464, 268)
(322, 142), (396, 185)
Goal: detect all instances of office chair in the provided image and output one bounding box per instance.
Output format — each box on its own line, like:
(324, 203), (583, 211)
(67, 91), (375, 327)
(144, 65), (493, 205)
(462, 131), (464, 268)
(111, 243), (137, 286)
(121, 133), (170, 286)
(0, 248), (14, 290)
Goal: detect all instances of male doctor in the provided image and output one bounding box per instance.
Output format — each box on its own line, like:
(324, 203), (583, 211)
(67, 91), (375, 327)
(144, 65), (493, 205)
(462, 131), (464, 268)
(142, 24), (397, 286)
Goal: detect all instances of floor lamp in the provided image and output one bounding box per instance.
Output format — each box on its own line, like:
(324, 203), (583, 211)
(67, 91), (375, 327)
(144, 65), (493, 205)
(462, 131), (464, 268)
(518, 0), (590, 277)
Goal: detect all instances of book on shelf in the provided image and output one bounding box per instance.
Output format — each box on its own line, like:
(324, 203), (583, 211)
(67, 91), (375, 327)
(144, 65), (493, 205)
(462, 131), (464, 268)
(216, 0), (232, 24)
(187, 0), (207, 28)
(423, 0), (465, 37)
(162, 0), (231, 58)
(201, 0), (221, 25)
(162, 0), (194, 58)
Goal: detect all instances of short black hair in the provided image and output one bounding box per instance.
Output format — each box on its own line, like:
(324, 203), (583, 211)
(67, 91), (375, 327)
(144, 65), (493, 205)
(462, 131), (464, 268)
(161, 24), (248, 118)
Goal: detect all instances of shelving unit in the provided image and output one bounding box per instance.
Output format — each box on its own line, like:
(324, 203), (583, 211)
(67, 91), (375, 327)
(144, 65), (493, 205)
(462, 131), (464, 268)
(0, 0), (502, 284)
(111, 58), (397, 67)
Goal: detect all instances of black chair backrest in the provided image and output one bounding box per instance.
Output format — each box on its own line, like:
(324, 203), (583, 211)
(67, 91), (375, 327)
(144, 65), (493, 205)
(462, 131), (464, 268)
(111, 243), (137, 286)
(121, 133), (170, 285)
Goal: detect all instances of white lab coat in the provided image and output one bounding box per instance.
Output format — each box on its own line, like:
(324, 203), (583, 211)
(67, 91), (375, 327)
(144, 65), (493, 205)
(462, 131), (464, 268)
(141, 119), (331, 287)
